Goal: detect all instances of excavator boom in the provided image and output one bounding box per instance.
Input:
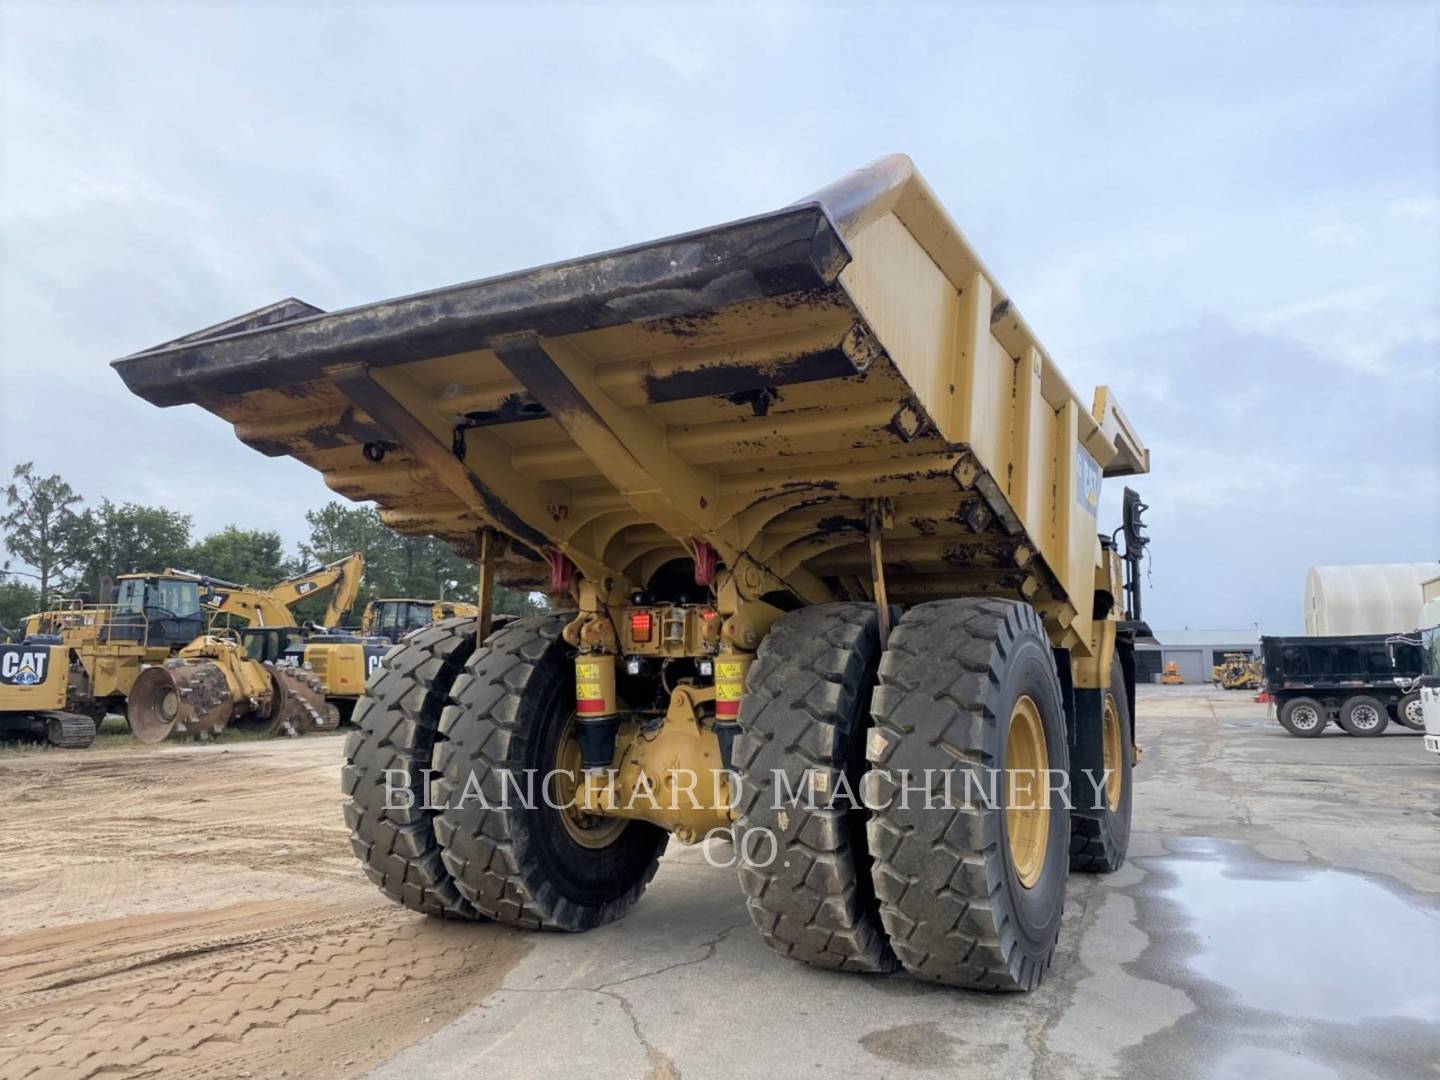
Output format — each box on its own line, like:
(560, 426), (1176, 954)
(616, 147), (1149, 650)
(175, 554), (365, 629)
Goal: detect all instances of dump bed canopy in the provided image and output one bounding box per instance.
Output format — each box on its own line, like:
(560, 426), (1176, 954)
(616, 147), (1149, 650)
(114, 155), (1147, 644)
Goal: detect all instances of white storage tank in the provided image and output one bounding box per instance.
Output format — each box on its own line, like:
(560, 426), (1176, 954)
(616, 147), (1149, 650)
(1304, 563), (1439, 635)
(1421, 575), (1440, 631)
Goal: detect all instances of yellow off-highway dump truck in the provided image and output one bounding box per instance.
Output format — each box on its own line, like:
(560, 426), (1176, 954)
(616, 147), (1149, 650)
(114, 155), (1151, 992)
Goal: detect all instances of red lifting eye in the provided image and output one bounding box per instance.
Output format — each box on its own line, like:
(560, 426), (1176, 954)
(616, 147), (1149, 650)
(630, 611), (653, 642)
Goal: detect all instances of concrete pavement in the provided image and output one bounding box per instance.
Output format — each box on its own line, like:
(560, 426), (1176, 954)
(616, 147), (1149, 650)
(370, 686), (1440, 1080)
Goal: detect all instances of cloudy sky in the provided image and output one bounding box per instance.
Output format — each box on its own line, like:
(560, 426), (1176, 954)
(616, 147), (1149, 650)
(1, 2), (1436, 633)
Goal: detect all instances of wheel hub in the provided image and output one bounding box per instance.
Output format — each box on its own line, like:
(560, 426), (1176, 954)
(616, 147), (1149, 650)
(1293, 705), (1320, 730)
(1352, 705), (1381, 730)
(554, 717), (628, 850)
(1006, 694), (1050, 889)
(1101, 695), (1122, 812)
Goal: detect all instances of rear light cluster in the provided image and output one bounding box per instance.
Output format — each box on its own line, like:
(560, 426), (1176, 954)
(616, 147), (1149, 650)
(626, 605), (721, 652)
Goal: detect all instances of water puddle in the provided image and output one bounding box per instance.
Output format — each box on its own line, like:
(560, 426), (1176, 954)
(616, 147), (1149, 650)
(1156, 838), (1440, 1024)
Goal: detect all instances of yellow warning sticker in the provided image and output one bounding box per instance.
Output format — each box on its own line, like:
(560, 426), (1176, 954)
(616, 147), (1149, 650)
(715, 662), (745, 680)
(575, 662), (601, 680)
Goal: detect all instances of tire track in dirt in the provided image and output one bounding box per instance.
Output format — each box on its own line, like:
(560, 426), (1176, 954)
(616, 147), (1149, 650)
(0, 739), (530, 1079)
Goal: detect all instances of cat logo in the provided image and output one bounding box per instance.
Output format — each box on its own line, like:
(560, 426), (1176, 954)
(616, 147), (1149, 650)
(0, 647), (50, 687)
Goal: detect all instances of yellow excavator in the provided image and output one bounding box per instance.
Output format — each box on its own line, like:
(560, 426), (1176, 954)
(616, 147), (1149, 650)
(0, 640), (98, 747)
(295, 596), (480, 721)
(185, 554), (366, 630)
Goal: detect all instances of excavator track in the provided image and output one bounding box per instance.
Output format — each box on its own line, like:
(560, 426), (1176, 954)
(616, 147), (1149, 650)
(45, 713), (98, 749)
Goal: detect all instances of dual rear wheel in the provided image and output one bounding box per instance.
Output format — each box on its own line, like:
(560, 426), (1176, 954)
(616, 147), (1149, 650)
(734, 598), (1131, 991)
(342, 600), (1132, 993)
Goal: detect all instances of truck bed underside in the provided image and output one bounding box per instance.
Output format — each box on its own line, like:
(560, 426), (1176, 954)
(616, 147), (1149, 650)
(113, 158), (1147, 630)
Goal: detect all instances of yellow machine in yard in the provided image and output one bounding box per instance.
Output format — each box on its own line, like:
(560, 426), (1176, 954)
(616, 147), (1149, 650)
(0, 642), (98, 747)
(191, 553), (365, 630)
(126, 626), (336, 743)
(15, 565), (347, 743)
(360, 598), (480, 644)
(115, 155), (1152, 992)
(32, 571), (210, 718)
(1211, 651), (1261, 691)
(182, 553), (382, 721)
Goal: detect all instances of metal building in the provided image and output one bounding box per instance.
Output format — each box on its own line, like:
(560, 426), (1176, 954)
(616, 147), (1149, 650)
(1304, 563), (1438, 635)
(1135, 629), (1261, 685)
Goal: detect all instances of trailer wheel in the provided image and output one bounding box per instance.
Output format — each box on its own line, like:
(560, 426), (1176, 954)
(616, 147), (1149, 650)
(1338, 695), (1389, 737)
(865, 598), (1069, 991)
(341, 616), (483, 919)
(1277, 696), (1326, 737)
(1069, 659), (1132, 873)
(1394, 692), (1425, 732)
(732, 602), (895, 973)
(433, 614), (667, 931)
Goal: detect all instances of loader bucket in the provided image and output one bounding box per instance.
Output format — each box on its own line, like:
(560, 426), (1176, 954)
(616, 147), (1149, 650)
(112, 154), (1148, 642)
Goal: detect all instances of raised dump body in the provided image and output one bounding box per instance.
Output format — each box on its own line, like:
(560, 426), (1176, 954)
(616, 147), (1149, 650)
(114, 155), (1151, 993)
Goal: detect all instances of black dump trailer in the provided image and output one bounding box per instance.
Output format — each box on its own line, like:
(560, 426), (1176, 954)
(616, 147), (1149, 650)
(1261, 634), (1426, 738)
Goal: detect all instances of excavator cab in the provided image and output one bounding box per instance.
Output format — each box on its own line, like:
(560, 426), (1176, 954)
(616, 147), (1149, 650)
(366, 600), (438, 643)
(109, 575), (204, 648)
(241, 626), (306, 665)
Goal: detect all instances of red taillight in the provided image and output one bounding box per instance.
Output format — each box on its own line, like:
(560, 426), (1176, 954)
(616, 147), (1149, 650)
(700, 609), (717, 621)
(630, 610), (653, 642)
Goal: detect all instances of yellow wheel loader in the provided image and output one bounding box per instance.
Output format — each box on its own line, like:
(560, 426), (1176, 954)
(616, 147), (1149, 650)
(115, 154), (1152, 992)
(1211, 651), (1261, 690)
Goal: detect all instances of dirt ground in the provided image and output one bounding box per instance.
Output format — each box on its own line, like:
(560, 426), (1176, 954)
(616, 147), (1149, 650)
(0, 735), (530, 1080)
(2, 689), (1436, 1080)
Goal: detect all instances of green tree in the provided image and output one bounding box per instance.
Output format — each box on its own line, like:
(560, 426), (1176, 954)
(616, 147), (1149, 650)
(78, 500), (193, 595)
(1, 462), (89, 605)
(0, 578), (40, 639)
(299, 502), (540, 620)
(185, 526), (289, 586)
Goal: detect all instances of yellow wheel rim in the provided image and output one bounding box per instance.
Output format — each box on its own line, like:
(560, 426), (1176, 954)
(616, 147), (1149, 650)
(1005, 695), (1050, 890)
(1101, 695), (1122, 812)
(553, 717), (628, 850)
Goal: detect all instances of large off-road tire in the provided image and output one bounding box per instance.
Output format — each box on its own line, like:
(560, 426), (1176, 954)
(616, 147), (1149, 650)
(865, 598), (1069, 991)
(1277, 696), (1326, 737)
(732, 603), (895, 973)
(1394, 692), (1425, 732)
(1069, 659), (1132, 873)
(1338, 695), (1389, 738)
(341, 616), (483, 919)
(433, 614), (667, 931)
